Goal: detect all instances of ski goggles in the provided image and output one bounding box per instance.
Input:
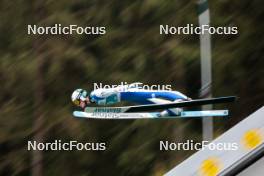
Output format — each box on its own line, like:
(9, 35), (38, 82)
(73, 99), (81, 106)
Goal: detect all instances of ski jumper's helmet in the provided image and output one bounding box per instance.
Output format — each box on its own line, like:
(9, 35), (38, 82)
(71, 89), (88, 106)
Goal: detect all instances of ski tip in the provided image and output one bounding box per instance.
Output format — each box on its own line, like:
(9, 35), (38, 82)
(72, 111), (77, 117)
(73, 111), (83, 118)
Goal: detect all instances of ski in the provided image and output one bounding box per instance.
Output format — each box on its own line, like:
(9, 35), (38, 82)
(73, 111), (161, 119)
(125, 96), (236, 112)
(84, 96), (236, 113)
(73, 110), (228, 119)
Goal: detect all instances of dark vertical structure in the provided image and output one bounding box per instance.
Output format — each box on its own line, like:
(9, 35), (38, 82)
(31, 1), (46, 176)
(32, 42), (45, 176)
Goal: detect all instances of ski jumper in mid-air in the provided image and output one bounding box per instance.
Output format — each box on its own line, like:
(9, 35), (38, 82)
(71, 83), (191, 116)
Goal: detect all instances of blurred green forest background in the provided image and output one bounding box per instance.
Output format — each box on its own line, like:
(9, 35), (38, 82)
(0, 0), (263, 175)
